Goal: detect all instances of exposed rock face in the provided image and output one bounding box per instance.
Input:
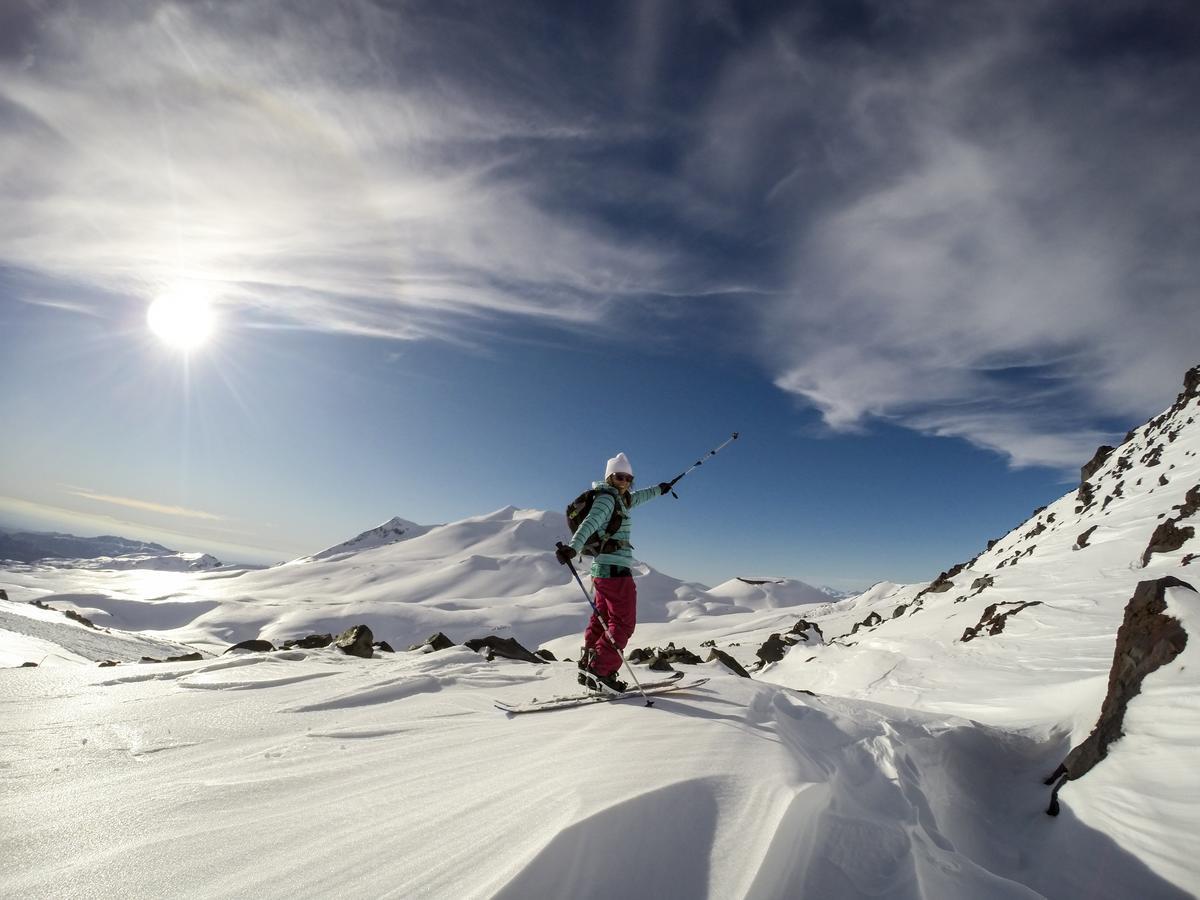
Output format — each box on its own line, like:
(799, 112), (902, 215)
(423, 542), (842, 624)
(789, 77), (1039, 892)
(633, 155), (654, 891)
(224, 639), (276, 654)
(408, 632), (456, 653)
(140, 652), (204, 664)
(755, 633), (790, 667)
(1141, 519), (1195, 567)
(1080, 445), (1115, 483)
(706, 648), (750, 678)
(464, 636), (546, 665)
(1045, 577), (1191, 815)
(960, 601), (1043, 642)
(335, 625), (374, 659)
(849, 611), (884, 635)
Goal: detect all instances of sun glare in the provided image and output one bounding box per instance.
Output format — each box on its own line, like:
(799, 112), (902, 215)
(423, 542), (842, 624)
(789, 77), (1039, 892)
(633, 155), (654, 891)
(147, 289), (216, 351)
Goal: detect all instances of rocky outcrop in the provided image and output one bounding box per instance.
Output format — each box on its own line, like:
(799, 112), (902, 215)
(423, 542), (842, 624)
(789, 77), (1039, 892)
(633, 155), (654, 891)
(224, 639), (276, 654)
(464, 636), (547, 665)
(408, 632), (456, 653)
(1044, 577), (1191, 815)
(335, 625), (374, 658)
(706, 648), (750, 678)
(1141, 519), (1195, 567)
(1080, 445), (1115, 483)
(281, 633), (334, 650)
(755, 633), (791, 667)
(140, 652), (204, 664)
(960, 601), (1043, 642)
(630, 643), (704, 671)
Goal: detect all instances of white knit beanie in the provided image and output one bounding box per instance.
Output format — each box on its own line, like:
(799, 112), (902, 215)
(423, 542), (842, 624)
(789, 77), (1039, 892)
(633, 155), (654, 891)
(604, 452), (633, 479)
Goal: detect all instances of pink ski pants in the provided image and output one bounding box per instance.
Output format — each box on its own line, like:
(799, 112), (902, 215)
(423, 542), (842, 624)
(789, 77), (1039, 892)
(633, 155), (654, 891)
(583, 576), (637, 676)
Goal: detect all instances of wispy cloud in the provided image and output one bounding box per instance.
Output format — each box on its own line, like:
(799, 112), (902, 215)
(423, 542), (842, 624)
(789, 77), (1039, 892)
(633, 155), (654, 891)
(2, 0), (1198, 470)
(61, 485), (224, 521)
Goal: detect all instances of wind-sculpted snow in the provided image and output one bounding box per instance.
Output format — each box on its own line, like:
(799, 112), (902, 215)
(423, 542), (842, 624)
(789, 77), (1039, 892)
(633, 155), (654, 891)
(1, 651), (1185, 899)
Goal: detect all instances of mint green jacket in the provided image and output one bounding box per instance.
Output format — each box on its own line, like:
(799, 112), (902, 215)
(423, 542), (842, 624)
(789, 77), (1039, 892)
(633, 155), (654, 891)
(568, 481), (665, 575)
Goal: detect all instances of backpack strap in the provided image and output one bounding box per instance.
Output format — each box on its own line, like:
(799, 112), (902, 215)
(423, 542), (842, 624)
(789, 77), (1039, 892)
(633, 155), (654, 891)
(593, 486), (628, 553)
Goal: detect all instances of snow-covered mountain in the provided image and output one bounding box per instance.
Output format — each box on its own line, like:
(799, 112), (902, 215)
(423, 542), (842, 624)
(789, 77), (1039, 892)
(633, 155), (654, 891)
(2, 367), (1198, 898)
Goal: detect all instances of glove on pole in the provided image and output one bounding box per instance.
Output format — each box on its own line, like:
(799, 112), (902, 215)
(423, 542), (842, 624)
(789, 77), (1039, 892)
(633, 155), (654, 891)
(555, 542), (654, 706)
(665, 431), (739, 498)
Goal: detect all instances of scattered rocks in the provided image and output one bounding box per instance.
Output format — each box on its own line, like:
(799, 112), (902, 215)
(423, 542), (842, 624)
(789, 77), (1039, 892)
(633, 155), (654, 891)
(1075, 481), (1096, 514)
(63, 608), (98, 629)
(789, 619), (824, 642)
(408, 632), (456, 653)
(224, 639), (276, 654)
(1044, 577), (1191, 815)
(970, 575), (994, 592)
(849, 611), (884, 635)
(629, 643), (704, 670)
(706, 648), (750, 678)
(960, 601), (1043, 642)
(1174, 484), (1200, 519)
(464, 636), (547, 665)
(335, 625), (375, 659)
(280, 634), (333, 650)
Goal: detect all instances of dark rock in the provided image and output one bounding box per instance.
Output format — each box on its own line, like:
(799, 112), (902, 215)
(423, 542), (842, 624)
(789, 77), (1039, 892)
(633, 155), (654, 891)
(700, 639), (716, 648)
(1075, 480), (1096, 513)
(1174, 484), (1200, 519)
(849, 611), (885, 635)
(788, 619), (824, 642)
(1159, 474), (1169, 487)
(535, 649), (557, 662)
(755, 633), (790, 667)
(464, 636), (547, 664)
(1080, 445), (1115, 482)
(98, 660), (120, 667)
(891, 604), (907, 618)
(648, 656), (676, 672)
(335, 625), (374, 658)
(224, 639), (276, 654)
(63, 608), (98, 629)
(1045, 577), (1191, 815)
(1075, 525), (1098, 550)
(1141, 519), (1195, 567)
(140, 652), (204, 664)
(281, 633), (333, 650)
(706, 648), (751, 678)
(961, 601), (1043, 642)
(1141, 445), (1164, 468)
(970, 575), (995, 592)
(373, 641), (395, 653)
(408, 632), (456, 653)
(19, 661), (37, 667)
(1183, 554), (1196, 566)
(986, 539), (999, 551)
(0, 588), (8, 601)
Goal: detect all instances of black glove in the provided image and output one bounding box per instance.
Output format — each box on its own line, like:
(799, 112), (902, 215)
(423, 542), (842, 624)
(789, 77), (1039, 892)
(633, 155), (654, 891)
(659, 478), (680, 496)
(555, 544), (577, 565)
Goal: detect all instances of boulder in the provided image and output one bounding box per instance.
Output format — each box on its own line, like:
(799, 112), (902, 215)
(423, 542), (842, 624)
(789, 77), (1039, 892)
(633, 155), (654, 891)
(464, 636), (547, 664)
(1044, 577), (1191, 814)
(335, 625), (374, 659)
(408, 632), (456, 653)
(1074, 525), (1098, 550)
(755, 633), (790, 667)
(706, 648), (750, 678)
(224, 639), (276, 654)
(0, 589), (8, 601)
(373, 641), (395, 653)
(281, 634), (333, 650)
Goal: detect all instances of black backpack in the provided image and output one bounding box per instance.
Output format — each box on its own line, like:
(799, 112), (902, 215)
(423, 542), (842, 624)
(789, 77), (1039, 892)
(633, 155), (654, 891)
(566, 485), (626, 556)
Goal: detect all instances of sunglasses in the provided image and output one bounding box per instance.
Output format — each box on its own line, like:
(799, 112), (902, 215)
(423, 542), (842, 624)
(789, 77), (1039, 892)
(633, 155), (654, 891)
(611, 473), (634, 483)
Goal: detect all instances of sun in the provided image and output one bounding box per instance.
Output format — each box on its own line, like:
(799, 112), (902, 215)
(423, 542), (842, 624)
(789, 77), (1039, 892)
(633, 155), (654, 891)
(147, 288), (216, 350)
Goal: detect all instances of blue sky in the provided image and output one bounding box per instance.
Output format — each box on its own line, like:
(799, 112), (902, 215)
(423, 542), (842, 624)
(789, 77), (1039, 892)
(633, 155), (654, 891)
(1, 0), (1198, 588)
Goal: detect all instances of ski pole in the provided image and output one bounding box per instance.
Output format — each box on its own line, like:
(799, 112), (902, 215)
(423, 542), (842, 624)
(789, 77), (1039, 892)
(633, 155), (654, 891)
(665, 431), (739, 498)
(556, 542), (655, 706)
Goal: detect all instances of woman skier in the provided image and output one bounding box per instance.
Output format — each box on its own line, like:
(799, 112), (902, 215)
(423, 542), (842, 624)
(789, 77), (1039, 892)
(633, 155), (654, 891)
(555, 452), (675, 694)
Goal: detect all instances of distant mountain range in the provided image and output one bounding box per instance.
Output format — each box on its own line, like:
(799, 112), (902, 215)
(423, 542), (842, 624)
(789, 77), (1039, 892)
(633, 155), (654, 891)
(0, 529), (174, 564)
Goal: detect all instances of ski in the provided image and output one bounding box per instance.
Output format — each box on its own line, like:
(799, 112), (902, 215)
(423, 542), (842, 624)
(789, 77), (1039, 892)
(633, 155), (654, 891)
(495, 675), (708, 715)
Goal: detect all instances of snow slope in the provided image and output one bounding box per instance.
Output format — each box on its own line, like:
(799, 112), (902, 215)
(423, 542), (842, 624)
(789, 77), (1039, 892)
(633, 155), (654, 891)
(2, 369), (1199, 898)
